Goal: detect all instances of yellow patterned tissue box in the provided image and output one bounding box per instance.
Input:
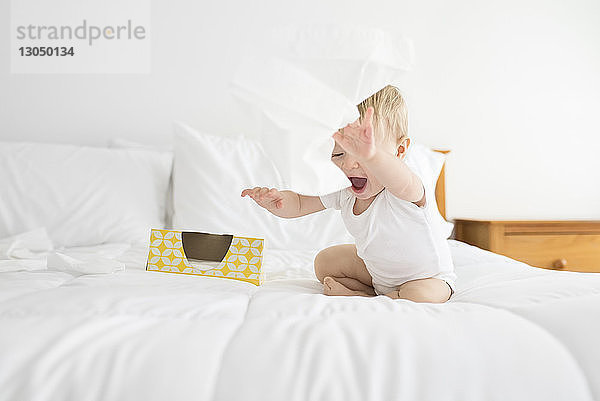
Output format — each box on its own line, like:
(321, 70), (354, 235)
(146, 229), (265, 286)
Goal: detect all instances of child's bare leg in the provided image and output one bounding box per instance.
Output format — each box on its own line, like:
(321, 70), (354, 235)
(314, 244), (376, 296)
(383, 278), (452, 303)
(323, 276), (374, 297)
(328, 276), (374, 293)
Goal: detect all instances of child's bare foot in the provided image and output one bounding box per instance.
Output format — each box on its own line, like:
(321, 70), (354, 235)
(323, 276), (359, 296)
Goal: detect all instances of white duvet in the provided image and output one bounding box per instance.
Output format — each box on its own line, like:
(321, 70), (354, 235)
(1, 240), (599, 401)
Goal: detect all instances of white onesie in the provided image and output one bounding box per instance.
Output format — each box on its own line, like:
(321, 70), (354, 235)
(319, 186), (457, 296)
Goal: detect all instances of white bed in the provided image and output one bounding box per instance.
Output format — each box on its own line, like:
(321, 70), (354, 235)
(1, 130), (599, 401)
(1, 240), (599, 401)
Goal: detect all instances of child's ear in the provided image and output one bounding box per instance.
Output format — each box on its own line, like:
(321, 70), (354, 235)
(396, 138), (411, 158)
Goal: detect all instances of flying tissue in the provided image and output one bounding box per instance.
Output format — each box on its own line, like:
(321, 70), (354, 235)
(231, 24), (415, 195)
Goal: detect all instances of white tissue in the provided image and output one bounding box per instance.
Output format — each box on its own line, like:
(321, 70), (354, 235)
(0, 259), (47, 272)
(0, 228), (53, 260)
(46, 252), (125, 276)
(0, 229), (126, 275)
(231, 24), (415, 194)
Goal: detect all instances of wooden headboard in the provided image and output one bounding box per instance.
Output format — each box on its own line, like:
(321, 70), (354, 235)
(433, 149), (449, 220)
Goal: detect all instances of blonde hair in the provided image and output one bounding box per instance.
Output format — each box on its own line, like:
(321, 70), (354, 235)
(357, 85), (408, 144)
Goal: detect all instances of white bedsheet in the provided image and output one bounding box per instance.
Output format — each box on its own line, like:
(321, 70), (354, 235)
(0, 240), (599, 401)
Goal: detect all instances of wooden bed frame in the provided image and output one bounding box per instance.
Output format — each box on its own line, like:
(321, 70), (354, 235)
(433, 149), (449, 220)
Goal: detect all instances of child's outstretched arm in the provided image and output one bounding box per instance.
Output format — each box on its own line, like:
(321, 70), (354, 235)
(241, 187), (325, 218)
(333, 107), (425, 205)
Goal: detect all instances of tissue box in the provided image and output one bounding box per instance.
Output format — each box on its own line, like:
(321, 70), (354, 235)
(146, 229), (265, 286)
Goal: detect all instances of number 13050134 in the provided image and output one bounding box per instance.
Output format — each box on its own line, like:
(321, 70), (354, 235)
(18, 46), (74, 56)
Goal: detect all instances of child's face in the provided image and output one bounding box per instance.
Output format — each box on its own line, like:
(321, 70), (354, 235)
(331, 129), (406, 200)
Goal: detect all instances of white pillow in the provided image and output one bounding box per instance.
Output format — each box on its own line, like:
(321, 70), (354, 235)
(0, 141), (172, 247)
(172, 122), (353, 251)
(404, 142), (454, 239)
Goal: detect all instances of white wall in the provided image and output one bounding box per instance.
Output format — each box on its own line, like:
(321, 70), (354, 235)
(1, 0), (599, 220)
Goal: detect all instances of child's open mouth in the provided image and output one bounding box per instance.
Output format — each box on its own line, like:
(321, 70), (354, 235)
(349, 177), (367, 193)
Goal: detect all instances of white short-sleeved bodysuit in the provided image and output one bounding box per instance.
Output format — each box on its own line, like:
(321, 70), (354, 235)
(319, 185), (457, 296)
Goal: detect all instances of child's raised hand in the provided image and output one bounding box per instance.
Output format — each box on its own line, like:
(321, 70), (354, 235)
(241, 187), (284, 211)
(332, 106), (376, 162)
